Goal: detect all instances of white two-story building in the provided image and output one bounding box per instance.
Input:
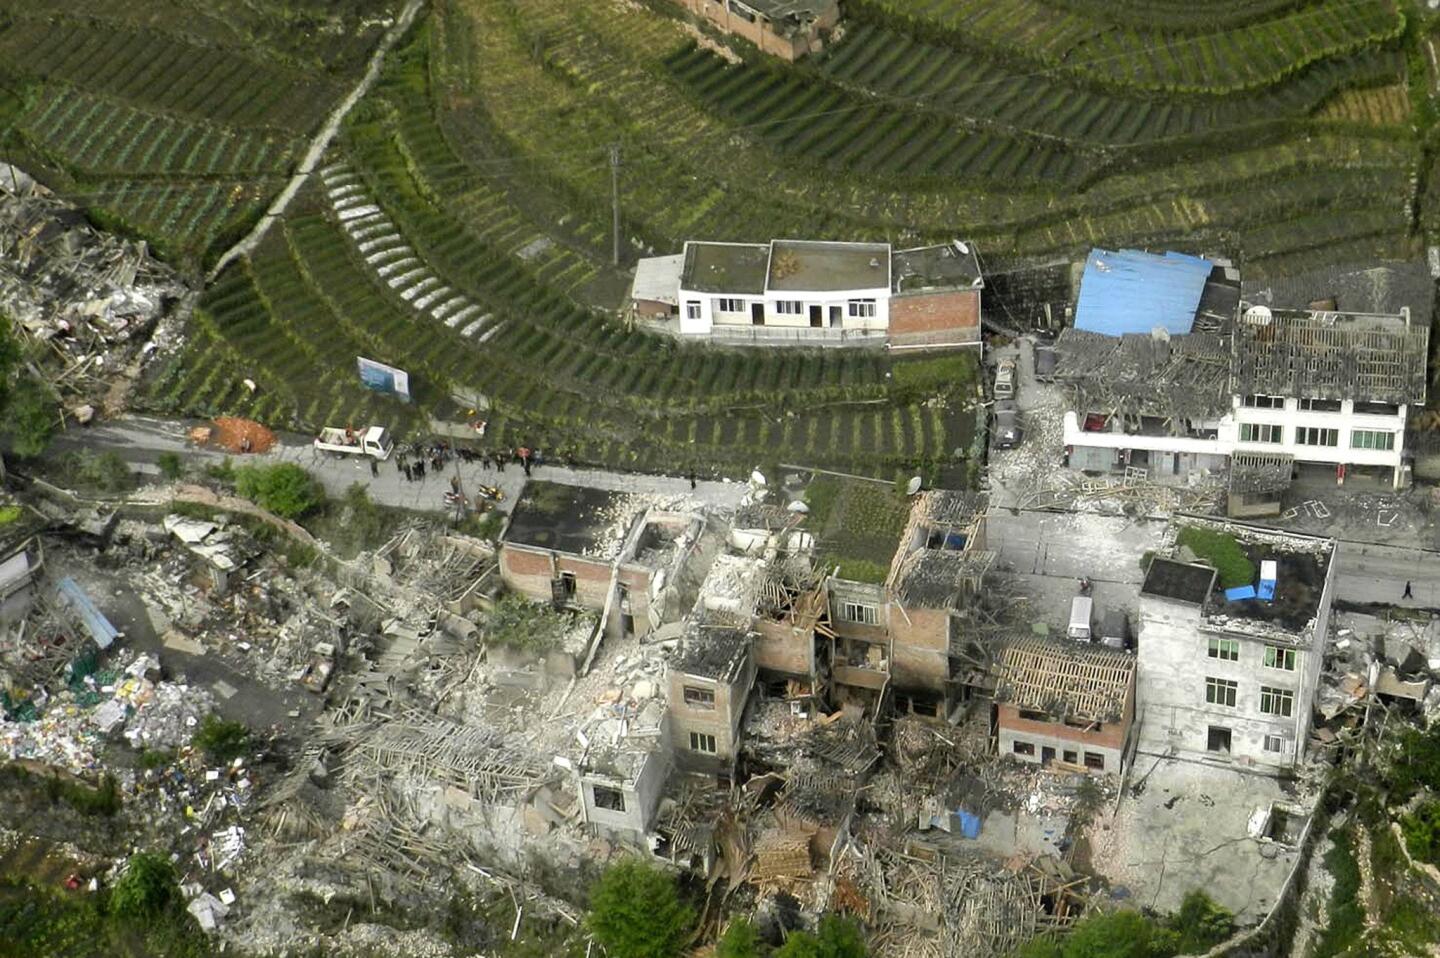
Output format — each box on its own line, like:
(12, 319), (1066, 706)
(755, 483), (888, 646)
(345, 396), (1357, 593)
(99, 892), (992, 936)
(630, 238), (984, 349)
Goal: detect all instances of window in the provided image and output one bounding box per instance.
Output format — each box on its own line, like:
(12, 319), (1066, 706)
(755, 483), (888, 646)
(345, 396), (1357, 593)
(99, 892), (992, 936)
(716, 297), (745, 314)
(727, 0), (758, 22)
(1019, 709), (1049, 722)
(1205, 677), (1238, 707)
(847, 299), (876, 318)
(1083, 752), (1105, 771)
(1351, 429), (1395, 451)
(1354, 400), (1399, 417)
(689, 732), (717, 754)
(1298, 398), (1342, 412)
(1238, 423), (1282, 444)
(1207, 637), (1239, 662)
(1012, 740), (1035, 756)
(1259, 686), (1294, 717)
(683, 686), (716, 709)
(1263, 645), (1296, 671)
(1263, 735), (1285, 753)
(685, 301), (701, 320)
(840, 602), (878, 626)
(1242, 395), (1284, 409)
(593, 785), (626, 812)
(1062, 750), (1078, 764)
(1296, 427), (1338, 447)
(773, 300), (803, 315)
(1207, 726), (1233, 754)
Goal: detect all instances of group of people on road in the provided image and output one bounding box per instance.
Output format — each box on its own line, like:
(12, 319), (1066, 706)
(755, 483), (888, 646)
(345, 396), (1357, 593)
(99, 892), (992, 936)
(383, 441), (547, 485)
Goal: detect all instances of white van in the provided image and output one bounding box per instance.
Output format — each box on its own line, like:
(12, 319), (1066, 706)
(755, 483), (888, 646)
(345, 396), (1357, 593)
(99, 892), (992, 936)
(1067, 596), (1093, 641)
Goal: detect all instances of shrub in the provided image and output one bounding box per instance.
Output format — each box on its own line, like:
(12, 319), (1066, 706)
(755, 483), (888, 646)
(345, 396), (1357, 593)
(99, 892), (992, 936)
(1167, 890), (1235, 952)
(586, 860), (693, 958)
(110, 852), (176, 920)
(234, 463), (323, 519)
(192, 714), (250, 763)
(4, 373), (56, 458)
(59, 773), (120, 816)
(1384, 723), (1440, 801)
(1063, 910), (1164, 958)
(0, 504), (21, 525)
(1401, 800), (1440, 864)
(717, 918), (762, 958)
(156, 452), (184, 480)
(774, 915), (868, 958)
(54, 450), (135, 492)
(1176, 527), (1254, 590)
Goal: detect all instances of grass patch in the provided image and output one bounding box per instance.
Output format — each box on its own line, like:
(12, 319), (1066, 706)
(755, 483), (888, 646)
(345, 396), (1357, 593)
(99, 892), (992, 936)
(0, 504), (22, 526)
(805, 476), (911, 583)
(1312, 829), (1363, 958)
(1176, 527), (1255, 590)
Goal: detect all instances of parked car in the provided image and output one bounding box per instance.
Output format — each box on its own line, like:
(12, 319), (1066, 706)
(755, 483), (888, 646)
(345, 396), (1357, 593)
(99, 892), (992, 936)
(992, 399), (1023, 449)
(1033, 346), (1057, 382)
(994, 358), (1016, 399)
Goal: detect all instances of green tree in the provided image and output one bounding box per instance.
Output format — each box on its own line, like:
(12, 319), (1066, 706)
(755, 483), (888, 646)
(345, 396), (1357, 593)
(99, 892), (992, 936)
(3, 371), (56, 458)
(156, 452), (184, 480)
(1402, 800), (1440, 864)
(192, 714), (250, 763)
(585, 860), (692, 958)
(775, 916), (867, 958)
(1167, 890), (1235, 952)
(717, 918), (763, 958)
(234, 463), (323, 519)
(109, 851), (176, 920)
(1063, 910), (1164, 958)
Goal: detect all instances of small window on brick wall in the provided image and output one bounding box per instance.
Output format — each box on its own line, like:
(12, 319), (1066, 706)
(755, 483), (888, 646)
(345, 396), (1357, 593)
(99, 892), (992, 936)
(683, 686), (716, 709)
(1012, 740), (1035, 756)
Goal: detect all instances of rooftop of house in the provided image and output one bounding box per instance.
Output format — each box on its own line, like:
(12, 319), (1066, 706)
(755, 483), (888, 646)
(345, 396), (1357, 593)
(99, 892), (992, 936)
(801, 476), (913, 584)
(891, 243), (983, 294)
(733, 0), (839, 21)
(1073, 248), (1216, 337)
(1150, 520), (1335, 637)
(630, 253), (684, 306)
(681, 241), (771, 295)
(1242, 260), (1434, 329)
(1142, 558), (1217, 605)
(1231, 308), (1428, 406)
(995, 637), (1134, 724)
(767, 239), (890, 293)
(674, 626), (751, 682)
(503, 482), (639, 559)
(1054, 328), (1233, 423)
(889, 490), (993, 607)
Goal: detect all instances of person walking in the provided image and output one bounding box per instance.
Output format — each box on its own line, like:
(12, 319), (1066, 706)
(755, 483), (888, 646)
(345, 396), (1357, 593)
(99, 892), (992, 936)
(370, 459), (379, 478)
(688, 470), (697, 491)
(1404, 580), (1414, 600)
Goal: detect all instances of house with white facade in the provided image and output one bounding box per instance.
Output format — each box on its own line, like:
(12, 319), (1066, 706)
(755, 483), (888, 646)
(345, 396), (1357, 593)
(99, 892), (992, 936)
(630, 238), (983, 349)
(1134, 520), (1337, 769)
(1055, 249), (1429, 507)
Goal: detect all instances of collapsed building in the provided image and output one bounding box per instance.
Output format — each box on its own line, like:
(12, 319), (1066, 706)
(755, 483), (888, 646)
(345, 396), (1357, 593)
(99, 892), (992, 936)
(1053, 248), (1429, 508)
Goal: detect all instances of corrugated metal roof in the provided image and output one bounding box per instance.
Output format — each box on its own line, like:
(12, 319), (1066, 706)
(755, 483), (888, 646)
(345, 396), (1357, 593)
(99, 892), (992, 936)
(55, 576), (119, 650)
(1073, 248), (1213, 337)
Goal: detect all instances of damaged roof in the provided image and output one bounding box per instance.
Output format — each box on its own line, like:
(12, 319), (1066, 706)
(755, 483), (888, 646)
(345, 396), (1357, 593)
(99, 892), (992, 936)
(1054, 328), (1232, 422)
(503, 482), (639, 558)
(675, 626), (751, 682)
(995, 637), (1134, 724)
(1232, 309), (1428, 405)
(1242, 260), (1434, 329)
(892, 243), (983, 293)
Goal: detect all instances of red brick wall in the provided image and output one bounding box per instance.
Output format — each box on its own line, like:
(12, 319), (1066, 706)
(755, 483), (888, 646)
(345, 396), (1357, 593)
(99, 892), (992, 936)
(888, 290), (981, 348)
(754, 618), (813, 677)
(996, 704), (1128, 751)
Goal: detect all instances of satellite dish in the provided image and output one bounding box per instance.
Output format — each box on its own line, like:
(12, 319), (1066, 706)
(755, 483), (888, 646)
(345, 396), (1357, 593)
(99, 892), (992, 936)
(1243, 305), (1273, 327)
(953, 239), (970, 255)
(906, 476), (923, 496)
(787, 500), (809, 514)
(750, 470), (767, 486)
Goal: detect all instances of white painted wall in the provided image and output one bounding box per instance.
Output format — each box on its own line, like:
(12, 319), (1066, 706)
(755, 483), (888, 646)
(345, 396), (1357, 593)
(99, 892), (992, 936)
(1231, 397), (1405, 472)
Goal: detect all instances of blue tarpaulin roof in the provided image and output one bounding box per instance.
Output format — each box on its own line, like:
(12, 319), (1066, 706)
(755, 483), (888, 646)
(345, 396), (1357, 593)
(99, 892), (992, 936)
(1074, 248), (1213, 337)
(1225, 585), (1258, 602)
(55, 576), (119, 650)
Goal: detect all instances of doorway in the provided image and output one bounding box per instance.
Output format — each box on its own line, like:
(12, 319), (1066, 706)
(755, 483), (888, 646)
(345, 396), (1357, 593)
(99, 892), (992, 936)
(1207, 726), (1232, 754)
(809, 305), (822, 327)
(751, 302), (764, 326)
(830, 305), (843, 328)
(1041, 746), (1056, 765)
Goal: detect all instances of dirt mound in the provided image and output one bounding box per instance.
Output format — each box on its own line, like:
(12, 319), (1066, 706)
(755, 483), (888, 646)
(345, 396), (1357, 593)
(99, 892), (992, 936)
(206, 417), (276, 455)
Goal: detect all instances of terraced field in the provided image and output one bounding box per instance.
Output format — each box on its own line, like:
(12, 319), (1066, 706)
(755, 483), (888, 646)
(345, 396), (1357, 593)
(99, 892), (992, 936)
(0, 0), (398, 267)
(101, 0), (1440, 476)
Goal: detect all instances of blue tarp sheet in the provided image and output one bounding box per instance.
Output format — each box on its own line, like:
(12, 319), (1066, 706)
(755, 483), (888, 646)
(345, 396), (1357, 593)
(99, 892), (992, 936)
(956, 810), (982, 839)
(1225, 585), (1257, 602)
(1257, 579), (1276, 601)
(1074, 248), (1213, 337)
(54, 576), (119, 650)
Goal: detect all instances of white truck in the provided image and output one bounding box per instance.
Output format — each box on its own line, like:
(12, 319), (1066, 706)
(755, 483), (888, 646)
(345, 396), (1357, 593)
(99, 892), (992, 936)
(314, 425), (394, 460)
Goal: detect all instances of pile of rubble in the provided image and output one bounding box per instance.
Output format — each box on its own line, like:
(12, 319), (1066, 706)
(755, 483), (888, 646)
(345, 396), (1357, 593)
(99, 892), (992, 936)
(0, 163), (187, 409)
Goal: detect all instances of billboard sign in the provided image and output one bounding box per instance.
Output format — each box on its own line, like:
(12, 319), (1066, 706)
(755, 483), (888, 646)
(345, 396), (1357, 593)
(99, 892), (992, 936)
(357, 357), (412, 403)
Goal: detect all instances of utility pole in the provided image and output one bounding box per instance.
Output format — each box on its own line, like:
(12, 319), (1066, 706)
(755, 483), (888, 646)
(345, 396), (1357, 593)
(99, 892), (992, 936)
(609, 143), (621, 268)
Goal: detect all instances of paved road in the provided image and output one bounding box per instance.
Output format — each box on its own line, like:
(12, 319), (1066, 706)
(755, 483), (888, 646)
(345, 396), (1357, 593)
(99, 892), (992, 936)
(50, 416), (750, 514)
(1333, 540), (1440, 610)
